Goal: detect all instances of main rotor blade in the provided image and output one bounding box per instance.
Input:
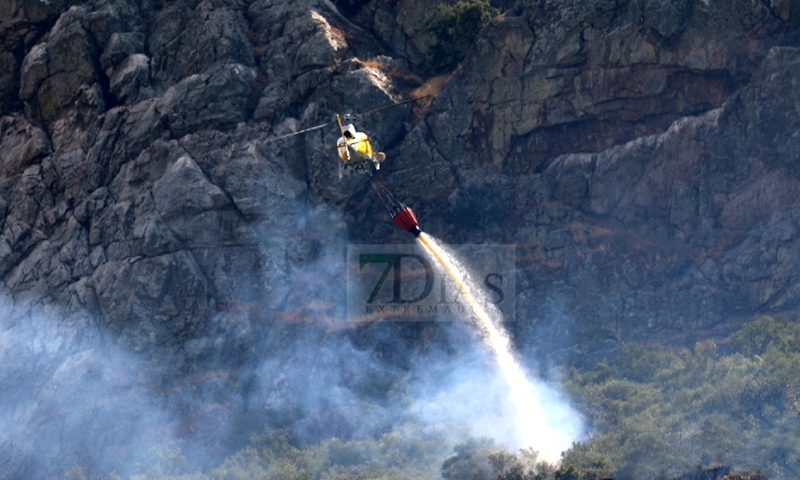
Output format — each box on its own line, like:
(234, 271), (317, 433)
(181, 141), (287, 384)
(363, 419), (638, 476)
(269, 121), (333, 142)
(267, 94), (431, 142)
(345, 94), (431, 122)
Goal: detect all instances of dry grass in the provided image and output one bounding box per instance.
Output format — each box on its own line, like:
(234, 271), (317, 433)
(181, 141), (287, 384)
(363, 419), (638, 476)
(356, 58), (462, 123)
(322, 18), (347, 50)
(409, 66), (461, 121)
(358, 58), (424, 87)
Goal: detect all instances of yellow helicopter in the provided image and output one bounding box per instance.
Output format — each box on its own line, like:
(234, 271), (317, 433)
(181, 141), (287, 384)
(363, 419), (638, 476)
(268, 96), (428, 179)
(334, 113), (386, 179)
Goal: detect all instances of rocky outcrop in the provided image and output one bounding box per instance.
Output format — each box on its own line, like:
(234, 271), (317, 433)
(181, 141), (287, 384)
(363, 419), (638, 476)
(436, 52), (800, 355)
(1, 0), (800, 475)
(527, 45), (800, 348)
(421, 0), (796, 172)
(382, 0), (800, 357)
(0, 0), (61, 116)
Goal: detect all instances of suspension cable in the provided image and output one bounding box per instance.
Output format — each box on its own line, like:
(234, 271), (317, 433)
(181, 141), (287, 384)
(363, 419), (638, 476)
(361, 169), (404, 217)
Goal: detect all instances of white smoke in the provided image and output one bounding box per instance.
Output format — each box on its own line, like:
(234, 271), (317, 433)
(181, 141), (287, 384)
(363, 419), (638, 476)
(0, 297), (179, 479)
(0, 202), (585, 478)
(408, 321), (583, 450)
(413, 233), (585, 462)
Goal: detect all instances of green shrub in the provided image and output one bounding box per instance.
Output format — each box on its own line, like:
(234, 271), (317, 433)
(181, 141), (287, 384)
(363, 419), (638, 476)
(562, 320), (800, 480)
(427, 0), (499, 71)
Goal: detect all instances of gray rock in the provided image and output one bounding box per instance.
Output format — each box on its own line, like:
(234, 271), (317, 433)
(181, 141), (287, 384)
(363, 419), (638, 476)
(90, 251), (212, 352)
(158, 63), (257, 137)
(208, 139), (307, 217)
(109, 53), (151, 103)
(153, 156), (230, 216)
(19, 43), (49, 102)
(640, 0), (692, 41)
(0, 116), (51, 178)
(0, 0), (55, 114)
(149, 0), (255, 90)
(20, 6), (100, 123)
(100, 31), (146, 74)
(434, 0), (789, 170)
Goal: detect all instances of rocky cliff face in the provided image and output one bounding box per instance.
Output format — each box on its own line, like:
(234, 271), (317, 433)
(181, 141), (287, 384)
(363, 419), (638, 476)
(376, 0), (800, 356)
(1, 0), (799, 476)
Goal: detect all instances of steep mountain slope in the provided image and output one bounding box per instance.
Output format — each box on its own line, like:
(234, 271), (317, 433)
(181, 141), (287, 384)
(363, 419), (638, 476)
(1, 0), (799, 476)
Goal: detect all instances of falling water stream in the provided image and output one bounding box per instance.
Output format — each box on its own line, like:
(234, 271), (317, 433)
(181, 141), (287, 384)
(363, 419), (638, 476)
(416, 232), (561, 463)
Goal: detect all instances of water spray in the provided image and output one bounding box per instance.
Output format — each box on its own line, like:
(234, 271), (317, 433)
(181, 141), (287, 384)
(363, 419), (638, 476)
(385, 204), (563, 463)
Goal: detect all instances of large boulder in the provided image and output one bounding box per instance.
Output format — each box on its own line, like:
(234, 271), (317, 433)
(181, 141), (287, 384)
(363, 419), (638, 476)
(148, 0), (255, 91)
(0, 0), (55, 115)
(19, 6), (101, 123)
(156, 63), (258, 138)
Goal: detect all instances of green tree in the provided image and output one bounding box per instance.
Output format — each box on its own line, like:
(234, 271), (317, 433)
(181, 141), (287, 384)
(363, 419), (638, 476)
(562, 321), (800, 480)
(441, 438), (498, 480)
(732, 316), (787, 356)
(427, 0), (499, 71)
